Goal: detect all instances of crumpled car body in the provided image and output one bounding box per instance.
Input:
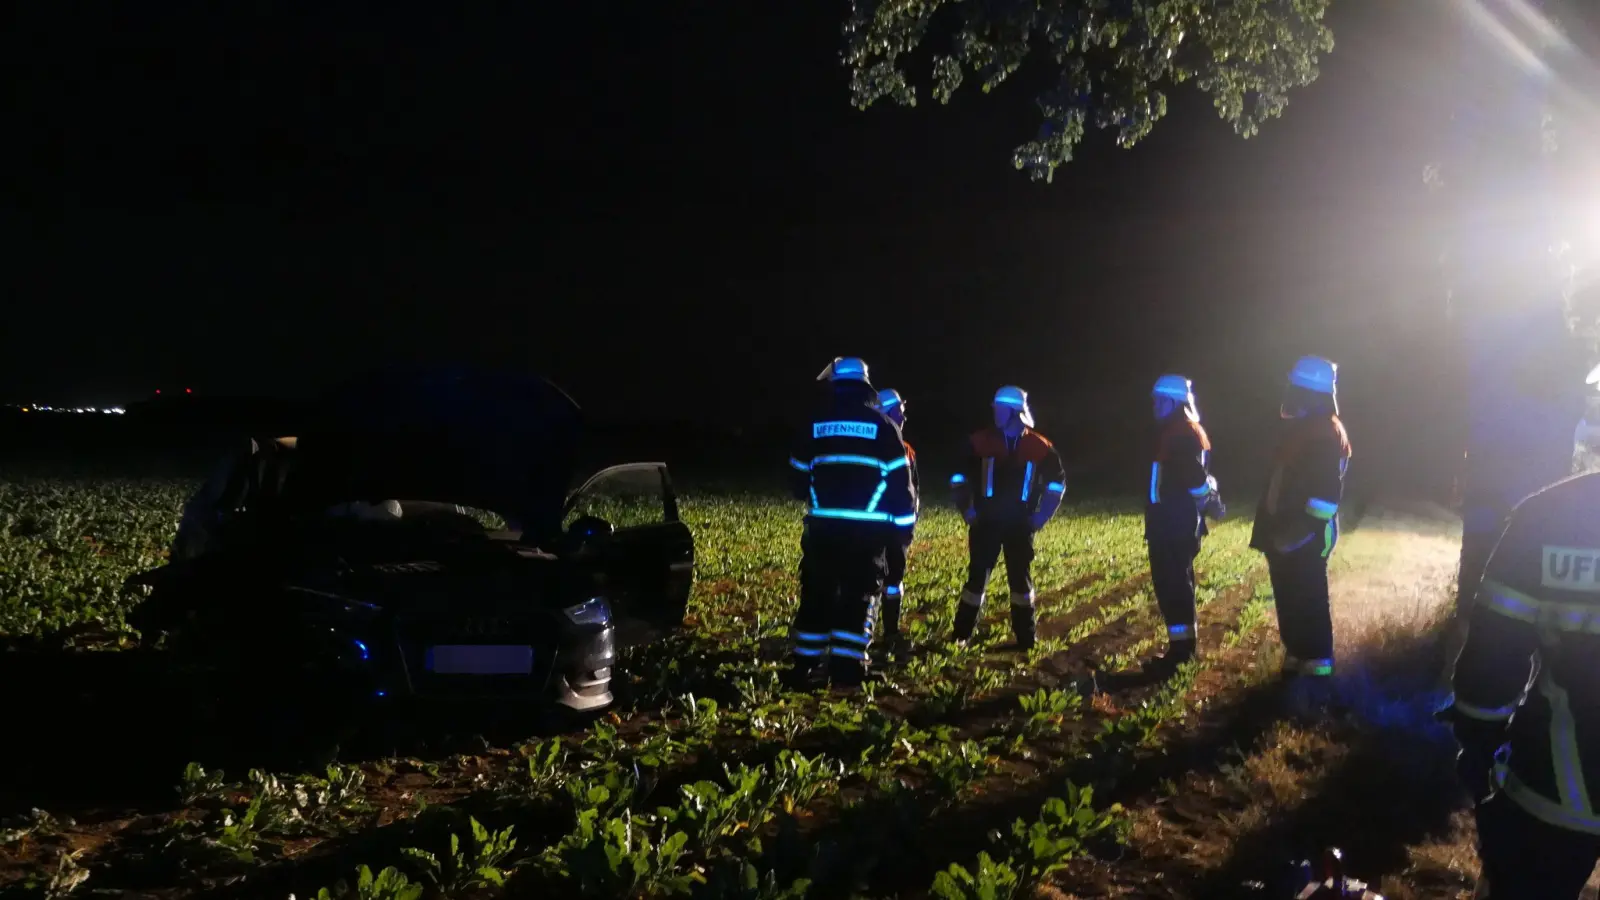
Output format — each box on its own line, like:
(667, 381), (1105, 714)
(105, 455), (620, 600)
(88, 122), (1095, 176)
(127, 367), (695, 729)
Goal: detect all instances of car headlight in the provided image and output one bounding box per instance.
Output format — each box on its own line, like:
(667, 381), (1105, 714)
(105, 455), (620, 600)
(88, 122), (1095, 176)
(563, 597), (611, 627)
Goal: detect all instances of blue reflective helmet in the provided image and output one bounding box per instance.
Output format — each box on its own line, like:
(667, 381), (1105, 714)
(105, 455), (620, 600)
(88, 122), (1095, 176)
(877, 388), (904, 410)
(817, 357), (870, 382)
(1288, 356), (1338, 395)
(1152, 374), (1198, 421)
(1283, 356), (1339, 417)
(1152, 374), (1193, 402)
(993, 385), (1035, 428)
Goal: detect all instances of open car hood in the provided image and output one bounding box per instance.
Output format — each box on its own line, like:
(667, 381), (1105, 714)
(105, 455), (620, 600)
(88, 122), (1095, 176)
(281, 366), (582, 539)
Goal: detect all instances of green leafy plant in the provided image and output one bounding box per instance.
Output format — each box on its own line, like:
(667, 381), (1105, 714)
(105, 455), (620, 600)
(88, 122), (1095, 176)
(1016, 688), (1082, 738)
(401, 816), (518, 893)
(302, 865), (424, 900)
(540, 808), (699, 898)
(929, 851), (1020, 900)
(179, 761), (230, 805)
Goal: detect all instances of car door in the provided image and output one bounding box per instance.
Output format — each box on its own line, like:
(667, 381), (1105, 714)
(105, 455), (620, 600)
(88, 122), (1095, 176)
(563, 463), (694, 645)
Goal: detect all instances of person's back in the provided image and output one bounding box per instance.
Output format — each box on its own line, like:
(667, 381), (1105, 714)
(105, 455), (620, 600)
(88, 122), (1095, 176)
(785, 358), (914, 687)
(1450, 472), (1600, 897)
(791, 380), (915, 528)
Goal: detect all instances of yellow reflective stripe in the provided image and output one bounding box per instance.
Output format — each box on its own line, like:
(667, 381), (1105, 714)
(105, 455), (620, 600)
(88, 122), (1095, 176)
(1544, 675), (1593, 818)
(1455, 698), (1519, 722)
(1540, 601), (1600, 635)
(1478, 579), (1542, 623)
(1505, 772), (1600, 835)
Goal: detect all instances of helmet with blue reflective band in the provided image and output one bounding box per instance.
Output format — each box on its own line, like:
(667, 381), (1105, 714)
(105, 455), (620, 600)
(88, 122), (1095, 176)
(817, 357), (870, 382)
(1152, 374), (1193, 402)
(1288, 356), (1337, 395)
(1282, 355), (1339, 417)
(1152, 374), (1199, 421)
(993, 385), (1035, 428)
(877, 388), (906, 426)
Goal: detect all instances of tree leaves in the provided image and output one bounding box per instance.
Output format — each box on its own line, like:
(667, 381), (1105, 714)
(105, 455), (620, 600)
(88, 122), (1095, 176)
(843, 0), (1335, 181)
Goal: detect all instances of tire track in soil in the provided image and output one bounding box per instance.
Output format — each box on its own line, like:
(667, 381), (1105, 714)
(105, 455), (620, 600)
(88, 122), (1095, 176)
(853, 569), (1270, 899)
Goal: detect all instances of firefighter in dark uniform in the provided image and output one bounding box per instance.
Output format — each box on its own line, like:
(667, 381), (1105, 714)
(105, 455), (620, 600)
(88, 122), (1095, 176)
(876, 388), (918, 655)
(1446, 472), (1600, 899)
(786, 358), (917, 687)
(1145, 375), (1225, 672)
(1250, 356), (1351, 682)
(950, 386), (1067, 650)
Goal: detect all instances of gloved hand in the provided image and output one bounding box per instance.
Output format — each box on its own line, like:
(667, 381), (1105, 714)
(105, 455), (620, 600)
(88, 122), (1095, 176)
(1029, 509), (1051, 532)
(1200, 478), (1225, 521)
(962, 506), (977, 525)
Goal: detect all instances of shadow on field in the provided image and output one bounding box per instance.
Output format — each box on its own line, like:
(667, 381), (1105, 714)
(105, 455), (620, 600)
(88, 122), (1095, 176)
(0, 646), (621, 820)
(850, 606), (1464, 898)
(1187, 625), (1464, 898)
(848, 666), (1299, 898)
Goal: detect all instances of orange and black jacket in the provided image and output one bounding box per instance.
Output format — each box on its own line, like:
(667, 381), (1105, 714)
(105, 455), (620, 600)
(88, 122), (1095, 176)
(1146, 416), (1215, 542)
(1249, 414), (1351, 557)
(950, 427), (1066, 524)
(1447, 472), (1600, 835)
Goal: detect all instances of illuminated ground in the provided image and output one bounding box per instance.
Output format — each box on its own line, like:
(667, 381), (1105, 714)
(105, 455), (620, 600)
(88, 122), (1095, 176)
(2, 482), (1577, 898)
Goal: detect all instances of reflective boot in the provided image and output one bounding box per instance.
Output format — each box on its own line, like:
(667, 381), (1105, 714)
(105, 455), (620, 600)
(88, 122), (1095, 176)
(952, 589), (983, 642)
(1010, 591), (1037, 651)
(1146, 623), (1197, 675)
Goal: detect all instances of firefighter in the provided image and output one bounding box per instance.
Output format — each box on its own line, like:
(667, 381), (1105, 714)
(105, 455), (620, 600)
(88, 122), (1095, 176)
(1249, 356), (1351, 683)
(1445, 471), (1600, 899)
(1144, 375), (1225, 672)
(786, 358), (917, 687)
(876, 388), (918, 654)
(950, 386), (1067, 650)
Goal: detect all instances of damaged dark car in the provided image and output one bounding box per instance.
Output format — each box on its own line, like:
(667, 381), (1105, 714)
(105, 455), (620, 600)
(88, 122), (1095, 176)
(125, 367), (695, 756)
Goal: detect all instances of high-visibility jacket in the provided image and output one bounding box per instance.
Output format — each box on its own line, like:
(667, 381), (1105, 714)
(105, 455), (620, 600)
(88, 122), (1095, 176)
(787, 382), (916, 528)
(1448, 472), (1600, 834)
(1250, 414), (1351, 557)
(1146, 416), (1215, 542)
(950, 427), (1066, 524)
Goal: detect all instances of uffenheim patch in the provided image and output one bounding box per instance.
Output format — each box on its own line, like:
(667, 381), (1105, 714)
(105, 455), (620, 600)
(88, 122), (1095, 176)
(813, 421), (878, 440)
(1543, 546), (1600, 592)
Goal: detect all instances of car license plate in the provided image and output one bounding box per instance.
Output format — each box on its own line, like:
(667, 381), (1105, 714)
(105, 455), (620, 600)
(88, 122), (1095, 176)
(425, 645), (534, 675)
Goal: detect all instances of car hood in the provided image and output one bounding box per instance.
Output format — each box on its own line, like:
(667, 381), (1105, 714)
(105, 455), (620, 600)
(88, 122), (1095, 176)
(281, 366), (582, 539)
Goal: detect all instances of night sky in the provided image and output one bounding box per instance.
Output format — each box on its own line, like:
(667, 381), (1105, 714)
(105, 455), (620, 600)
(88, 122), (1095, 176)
(0, 0), (1502, 456)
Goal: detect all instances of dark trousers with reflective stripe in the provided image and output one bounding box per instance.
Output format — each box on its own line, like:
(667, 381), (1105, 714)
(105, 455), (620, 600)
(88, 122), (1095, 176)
(1148, 536), (1200, 646)
(1265, 548), (1333, 668)
(965, 518), (1035, 596)
(1476, 793), (1600, 899)
(956, 517), (1036, 644)
(794, 522), (887, 677)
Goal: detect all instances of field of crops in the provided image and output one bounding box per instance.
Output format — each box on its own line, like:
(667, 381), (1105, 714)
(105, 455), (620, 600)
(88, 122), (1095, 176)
(0, 474), (1317, 899)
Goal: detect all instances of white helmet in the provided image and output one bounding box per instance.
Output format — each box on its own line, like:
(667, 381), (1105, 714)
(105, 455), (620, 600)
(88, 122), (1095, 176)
(817, 356), (870, 383)
(993, 385), (1035, 428)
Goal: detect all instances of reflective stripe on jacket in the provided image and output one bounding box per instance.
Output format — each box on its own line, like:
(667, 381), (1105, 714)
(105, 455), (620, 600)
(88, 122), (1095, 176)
(787, 382), (917, 527)
(1449, 473), (1600, 834)
(951, 427), (1065, 523)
